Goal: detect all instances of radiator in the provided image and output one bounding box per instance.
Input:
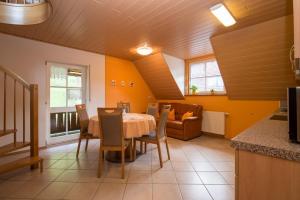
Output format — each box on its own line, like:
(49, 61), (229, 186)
(202, 111), (228, 135)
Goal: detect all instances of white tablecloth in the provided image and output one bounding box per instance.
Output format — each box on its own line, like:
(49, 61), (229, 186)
(88, 113), (156, 139)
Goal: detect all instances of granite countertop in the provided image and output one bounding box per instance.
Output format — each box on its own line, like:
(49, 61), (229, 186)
(231, 116), (300, 162)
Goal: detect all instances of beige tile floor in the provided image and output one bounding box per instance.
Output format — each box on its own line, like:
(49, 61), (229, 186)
(0, 135), (235, 200)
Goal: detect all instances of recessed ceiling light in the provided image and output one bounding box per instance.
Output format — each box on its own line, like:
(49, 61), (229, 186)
(136, 44), (153, 56)
(210, 3), (236, 27)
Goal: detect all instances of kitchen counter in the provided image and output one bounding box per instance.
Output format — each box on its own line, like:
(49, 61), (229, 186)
(231, 117), (300, 162)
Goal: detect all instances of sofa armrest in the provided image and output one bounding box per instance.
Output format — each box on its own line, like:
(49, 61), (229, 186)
(183, 116), (198, 122)
(183, 117), (202, 128)
(182, 117), (202, 140)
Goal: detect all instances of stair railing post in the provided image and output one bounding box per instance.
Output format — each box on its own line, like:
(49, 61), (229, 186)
(30, 84), (39, 169)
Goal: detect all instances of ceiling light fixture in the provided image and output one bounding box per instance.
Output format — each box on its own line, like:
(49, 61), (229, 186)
(0, 0), (52, 25)
(136, 44), (153, 56)
(210, 3), (236, 27)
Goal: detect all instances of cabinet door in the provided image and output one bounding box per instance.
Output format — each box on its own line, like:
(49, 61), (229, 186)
(294, 0), (300, 58)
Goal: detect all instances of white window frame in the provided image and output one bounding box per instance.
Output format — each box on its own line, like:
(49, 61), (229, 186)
(188, 59), (226, 95)
(45, 62), (90, 145)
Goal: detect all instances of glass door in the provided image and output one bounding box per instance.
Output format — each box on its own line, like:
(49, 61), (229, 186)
(47, 63), (87, 142)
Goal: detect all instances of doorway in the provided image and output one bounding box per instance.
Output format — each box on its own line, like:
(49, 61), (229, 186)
(46, 62), (87, 144)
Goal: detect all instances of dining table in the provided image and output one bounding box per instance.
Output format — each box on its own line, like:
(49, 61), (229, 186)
(88, 113), (156, 162)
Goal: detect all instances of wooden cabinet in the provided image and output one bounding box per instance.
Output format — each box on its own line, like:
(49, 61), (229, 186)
(294, 0), (300, 58)
(235, 150), (300, 200)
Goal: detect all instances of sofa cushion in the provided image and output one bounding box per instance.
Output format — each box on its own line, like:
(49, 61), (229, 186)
(159, 102), (202, 121)
(168, 109), (175, 121)
(167, 120), (183, 130)
(181, 111), (193, 121)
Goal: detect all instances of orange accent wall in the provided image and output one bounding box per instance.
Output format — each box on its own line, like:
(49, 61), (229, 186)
(105, 56), (155, 113)
(105, 55), (279, 139)
(160, 96), (279, 138)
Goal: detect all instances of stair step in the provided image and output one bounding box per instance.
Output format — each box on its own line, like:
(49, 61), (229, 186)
(0, 142), (30, 156)
(0, 129), (17, 137)
(0, 156), (43, 175)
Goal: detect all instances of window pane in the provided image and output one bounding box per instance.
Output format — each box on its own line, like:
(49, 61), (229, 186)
(190, 78), (205, 92)
(50, 87), (67, 107)
(206, 76), (224, 91)
(68, 75), (82, 87)
(206, 61), (220, 76)
(67, 89), (82, 107)
(190, 63), (205, 78)
(50, 66), (67, 87)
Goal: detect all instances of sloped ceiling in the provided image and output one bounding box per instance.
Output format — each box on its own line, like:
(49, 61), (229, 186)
(0, 0), (293, 60)
(134, 53), (184, 100)
(211, 15), (297, 100)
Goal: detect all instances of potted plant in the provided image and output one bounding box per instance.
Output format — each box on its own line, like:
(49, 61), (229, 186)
(190, 85), (198, 95)
(210, 89), (215, 95)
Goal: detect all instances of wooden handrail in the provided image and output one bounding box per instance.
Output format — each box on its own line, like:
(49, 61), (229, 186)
(0, 65), (41, 173)
(0, 65), (30, 89)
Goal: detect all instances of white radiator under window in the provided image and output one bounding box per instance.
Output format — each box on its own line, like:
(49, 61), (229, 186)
(202, 111), (228, 135)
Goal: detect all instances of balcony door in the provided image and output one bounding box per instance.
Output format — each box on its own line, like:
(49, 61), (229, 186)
(46, 62), (87, 144)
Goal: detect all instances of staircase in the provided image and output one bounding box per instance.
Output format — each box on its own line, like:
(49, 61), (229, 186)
(0, 65), (43, 175)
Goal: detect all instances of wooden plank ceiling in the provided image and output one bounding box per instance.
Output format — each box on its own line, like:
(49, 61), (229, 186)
(0, 0), (293, 60)
(134, 53), (184, 100)
(211, 15), (297, 100)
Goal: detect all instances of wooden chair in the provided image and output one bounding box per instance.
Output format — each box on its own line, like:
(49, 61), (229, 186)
(162, 104), (171, 110)
(141, 103), (158, 153)
(146, 103), (158, 117)
(133, 109), (170, 168)
(75, 104), (98, 158)
(97, 108), (131, 179)
(117, 102), (130, 113)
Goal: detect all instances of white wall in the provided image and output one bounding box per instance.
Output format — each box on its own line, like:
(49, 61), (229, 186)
(163, 53), (185, 95)
(0, 33), (105, 147)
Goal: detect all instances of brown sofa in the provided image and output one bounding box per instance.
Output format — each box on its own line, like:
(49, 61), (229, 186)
(159, 102), (203, 141)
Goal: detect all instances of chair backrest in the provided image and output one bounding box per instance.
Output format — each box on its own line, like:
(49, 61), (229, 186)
(97, 108), (124, 147)
(146, 103), (158, 117)
(162, 104), (171, 111)
(156, 109), (169, 139)
(76, 104), (89, 134)
(117, 102), (130, 113)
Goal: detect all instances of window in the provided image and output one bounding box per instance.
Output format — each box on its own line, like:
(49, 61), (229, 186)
(50, 66), (83, 108)
(189, 59), (225, 94)
(47, 63), (87, 139)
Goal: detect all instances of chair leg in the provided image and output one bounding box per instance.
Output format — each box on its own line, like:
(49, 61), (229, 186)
(129, 140), (133, 161)
(144, 142), (147, 153)
(98, 147), (103, 178)
(165, 138), (171, 160)
(76, 137), (82, 158)
(133, 140), (137, 160)
(157, 141), (163, 168)
(85, 138), (89, 151)
(40, 159), (43, 173)
(121, 149), (125, 179)
(140, 141), (143, 153)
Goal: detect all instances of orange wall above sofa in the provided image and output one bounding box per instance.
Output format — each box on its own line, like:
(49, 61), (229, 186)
(105, 55), (279, 139)
(161, 96), (279, 138)
(105, 56), (155, 113)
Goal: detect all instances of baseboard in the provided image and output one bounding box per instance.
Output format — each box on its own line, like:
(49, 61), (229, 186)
(202, 131), (226, 138)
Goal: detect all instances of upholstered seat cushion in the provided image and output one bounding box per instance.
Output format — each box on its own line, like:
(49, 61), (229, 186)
(136, 134), (157, 142)
(167, 120), (183, 130)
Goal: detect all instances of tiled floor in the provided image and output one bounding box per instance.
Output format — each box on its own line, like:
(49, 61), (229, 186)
(0, 135), (235, 200)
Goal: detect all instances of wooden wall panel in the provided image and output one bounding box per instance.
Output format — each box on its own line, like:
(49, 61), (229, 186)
(0, 0), (292, 60)
(211, 15), (297, 100)
(134, 53), (184, 100)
